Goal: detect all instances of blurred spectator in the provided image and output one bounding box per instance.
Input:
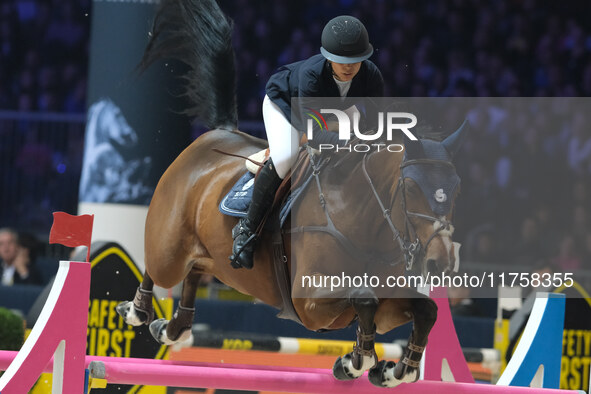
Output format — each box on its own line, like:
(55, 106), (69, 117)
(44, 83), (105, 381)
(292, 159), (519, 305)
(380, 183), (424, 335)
(567, 113), (591, 176)
(580, 232), (591, 268)
(510, 217), (547, 267)
(553, 234), (582, 272)
(464, 226), (503, 264)
(0, 0), (591, 278)
(0, 0), (590, 117)
(0, 228), (43, 286)
(0, 0), (89, 113)
(14, 232), (44, 284)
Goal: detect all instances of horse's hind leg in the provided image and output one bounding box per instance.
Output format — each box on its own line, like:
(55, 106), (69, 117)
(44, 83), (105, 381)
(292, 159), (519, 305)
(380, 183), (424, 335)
(369, 296), (437, 387)
(149, 265), (202, 345)
(333, 288), (379, 380)
(116, 271), (155, 326)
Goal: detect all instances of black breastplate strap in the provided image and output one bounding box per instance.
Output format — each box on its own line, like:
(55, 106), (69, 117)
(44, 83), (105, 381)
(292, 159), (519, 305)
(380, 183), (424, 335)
(286, 151), (399, 266)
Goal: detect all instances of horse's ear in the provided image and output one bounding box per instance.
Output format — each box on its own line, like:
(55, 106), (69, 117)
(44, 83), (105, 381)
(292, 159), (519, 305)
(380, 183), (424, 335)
(442, 119), (469, 157)
(403, 135), (423, 159)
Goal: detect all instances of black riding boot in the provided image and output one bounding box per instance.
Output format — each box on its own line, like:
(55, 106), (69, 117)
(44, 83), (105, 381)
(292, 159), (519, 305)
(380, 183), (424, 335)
(230, 159), (282, 269)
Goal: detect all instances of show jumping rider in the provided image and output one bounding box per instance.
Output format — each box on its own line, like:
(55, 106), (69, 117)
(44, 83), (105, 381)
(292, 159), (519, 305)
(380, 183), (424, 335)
(230, 15), (385, 269)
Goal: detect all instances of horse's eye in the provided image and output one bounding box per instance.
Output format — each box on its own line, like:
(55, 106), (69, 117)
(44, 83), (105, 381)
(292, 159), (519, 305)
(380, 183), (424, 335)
(406, 186), (421, 199)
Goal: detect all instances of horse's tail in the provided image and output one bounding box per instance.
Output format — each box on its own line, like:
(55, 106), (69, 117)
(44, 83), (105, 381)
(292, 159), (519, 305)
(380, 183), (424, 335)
(140, 0), (237, 130)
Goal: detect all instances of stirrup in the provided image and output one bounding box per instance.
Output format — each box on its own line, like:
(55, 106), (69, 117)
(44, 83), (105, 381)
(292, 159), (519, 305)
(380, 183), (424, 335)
(231, 218), (254, 240)
(229, 233), (257, 268)
(229, 219), (258, 269)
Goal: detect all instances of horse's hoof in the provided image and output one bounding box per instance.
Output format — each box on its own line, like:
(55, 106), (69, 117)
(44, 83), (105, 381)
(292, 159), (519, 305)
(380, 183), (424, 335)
(369, 360), (397, 387)
(368, 360), (419, 388)
(170, 330), (194, 350)
(333, 355), (356, 380)
(333, 348), (379, 381)
(149, 319), (168, 344)
(149, 319), (193, 345)
(116, 301), (148, 326)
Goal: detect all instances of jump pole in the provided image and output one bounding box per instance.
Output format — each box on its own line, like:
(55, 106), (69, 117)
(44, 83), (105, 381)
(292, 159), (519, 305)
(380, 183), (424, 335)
(85, 359), (582, 394)
(186, 329), (499, 363)
(0, 350), (583, 394)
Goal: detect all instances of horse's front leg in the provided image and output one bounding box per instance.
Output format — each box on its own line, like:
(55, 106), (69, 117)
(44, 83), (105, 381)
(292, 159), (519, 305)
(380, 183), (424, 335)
(116, 271), (155, 326)
(369, 296), (437, 387)
(149, 264), (205, 345)
(333, 288), (379, 380)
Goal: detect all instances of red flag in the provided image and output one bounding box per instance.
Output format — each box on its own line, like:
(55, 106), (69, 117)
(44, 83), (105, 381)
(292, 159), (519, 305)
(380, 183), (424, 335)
(49, 212), (94, 262)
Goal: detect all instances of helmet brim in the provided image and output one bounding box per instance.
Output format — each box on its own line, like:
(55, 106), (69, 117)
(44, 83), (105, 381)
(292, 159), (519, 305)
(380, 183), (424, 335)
(320, 45), (374, 64)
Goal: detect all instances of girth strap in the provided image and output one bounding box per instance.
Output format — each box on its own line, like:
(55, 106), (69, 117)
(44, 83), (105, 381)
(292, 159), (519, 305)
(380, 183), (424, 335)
(286, 225), (384, 264)
(286, 151), (397, 266)
(270, 209), (301, 323)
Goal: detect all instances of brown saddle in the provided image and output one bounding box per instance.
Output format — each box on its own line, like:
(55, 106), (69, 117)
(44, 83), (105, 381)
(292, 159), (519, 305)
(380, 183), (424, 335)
(262, 149), (312, 232)
(213, 146), (312, 234)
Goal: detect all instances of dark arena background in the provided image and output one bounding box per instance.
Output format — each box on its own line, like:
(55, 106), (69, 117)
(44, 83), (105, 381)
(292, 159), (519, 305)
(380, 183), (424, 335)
(1, 0), (591, 393)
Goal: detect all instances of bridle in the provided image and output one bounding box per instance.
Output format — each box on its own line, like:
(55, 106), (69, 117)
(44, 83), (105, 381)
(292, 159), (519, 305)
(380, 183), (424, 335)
(288, 149), (454, 272)
(362, 154), (454, 271)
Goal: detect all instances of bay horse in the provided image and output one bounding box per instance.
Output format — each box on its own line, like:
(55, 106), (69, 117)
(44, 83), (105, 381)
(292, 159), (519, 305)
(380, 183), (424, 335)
(116, 0), (465, 387)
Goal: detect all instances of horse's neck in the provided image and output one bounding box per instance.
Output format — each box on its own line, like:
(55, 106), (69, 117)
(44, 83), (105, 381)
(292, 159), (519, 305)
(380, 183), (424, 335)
(370, 149), (403, 192)
(318, 150), (402, 225)
(308, 150), (403, 253)
(341, 150), (402, 201)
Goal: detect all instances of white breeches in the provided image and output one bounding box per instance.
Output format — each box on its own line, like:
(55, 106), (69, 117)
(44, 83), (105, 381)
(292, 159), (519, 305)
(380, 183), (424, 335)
(262, 95), (300, 179)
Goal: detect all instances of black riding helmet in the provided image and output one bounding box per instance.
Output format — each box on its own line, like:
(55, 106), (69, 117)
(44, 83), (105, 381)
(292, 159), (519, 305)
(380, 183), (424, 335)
(320, 15), (374, 64)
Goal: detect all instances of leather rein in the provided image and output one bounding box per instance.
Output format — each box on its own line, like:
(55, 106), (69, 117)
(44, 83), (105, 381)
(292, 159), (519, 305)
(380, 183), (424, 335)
(287, 149), (454, 271)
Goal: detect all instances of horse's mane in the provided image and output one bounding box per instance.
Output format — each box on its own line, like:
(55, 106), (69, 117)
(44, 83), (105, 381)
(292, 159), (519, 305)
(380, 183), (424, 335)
(139, 0), (237, 130)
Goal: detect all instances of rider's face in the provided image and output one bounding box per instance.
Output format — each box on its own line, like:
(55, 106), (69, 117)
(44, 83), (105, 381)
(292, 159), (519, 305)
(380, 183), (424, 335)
(330, 61), (362, 82)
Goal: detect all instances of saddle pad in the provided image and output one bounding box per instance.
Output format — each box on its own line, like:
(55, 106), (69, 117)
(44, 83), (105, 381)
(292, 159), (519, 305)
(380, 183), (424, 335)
(219, 172), (255, 217)
(219, 171), (314, 227)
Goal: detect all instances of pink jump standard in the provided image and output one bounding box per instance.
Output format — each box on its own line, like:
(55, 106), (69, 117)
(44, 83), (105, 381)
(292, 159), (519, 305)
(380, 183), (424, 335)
(0, 261), (91, 394)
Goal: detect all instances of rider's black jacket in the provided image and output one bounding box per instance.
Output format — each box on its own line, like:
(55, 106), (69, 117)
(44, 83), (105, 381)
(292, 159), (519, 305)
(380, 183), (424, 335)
(266, 54), (384, 147)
